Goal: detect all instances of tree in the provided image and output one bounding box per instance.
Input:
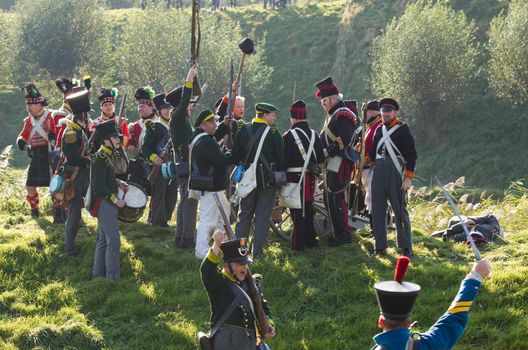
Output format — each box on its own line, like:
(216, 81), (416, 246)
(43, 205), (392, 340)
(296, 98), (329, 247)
(371, 1), (478, 142)
(116, 8), (272, 112)
(0, 13), (17, 89)
(15, 0), (110, 81)
(488, 0), (528, 105)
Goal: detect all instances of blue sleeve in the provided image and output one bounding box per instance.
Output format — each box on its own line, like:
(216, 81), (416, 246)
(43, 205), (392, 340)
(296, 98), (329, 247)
(419, 278), (482, 350)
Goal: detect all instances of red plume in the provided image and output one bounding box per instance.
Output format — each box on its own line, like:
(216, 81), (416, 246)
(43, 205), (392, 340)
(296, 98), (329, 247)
(394, 256), (411, 283)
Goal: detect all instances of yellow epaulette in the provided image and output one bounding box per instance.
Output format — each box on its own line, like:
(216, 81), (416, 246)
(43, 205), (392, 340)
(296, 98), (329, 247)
(145, 119), (155, 130)
(236, 119), (245, 130)
(270, 123), (278, 133)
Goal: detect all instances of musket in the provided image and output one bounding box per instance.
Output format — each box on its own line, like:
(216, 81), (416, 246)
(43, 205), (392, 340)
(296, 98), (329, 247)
(118, 86), (128, 124)
(147, 137), (173, 185)
(292, 80), (297, 104)
(212, 192), (271, 339)
(190, 0), (202, 96)
(224, 59), (235, 149)
(434, 176), (482, 261)
(351, 102), (367, 216)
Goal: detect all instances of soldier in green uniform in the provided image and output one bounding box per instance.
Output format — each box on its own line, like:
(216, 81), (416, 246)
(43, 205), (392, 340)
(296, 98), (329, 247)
(90, 120), (128, 280)
(231, 103), (285, 258)
(62, 89), (92, 256)
(142, 93), (178, 227)
(190, 109), (233, 259)
(200, 230), (275, 350)
(168, 65), (199, 248)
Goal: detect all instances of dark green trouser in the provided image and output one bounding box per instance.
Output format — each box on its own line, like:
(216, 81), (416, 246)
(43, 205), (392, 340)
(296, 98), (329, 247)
(213, 325), (256, 350)
(175, 176), (198, 244)
(371, 158), (412, 251)
(65, 167), (89, 255)
(149, 173), (178, 226)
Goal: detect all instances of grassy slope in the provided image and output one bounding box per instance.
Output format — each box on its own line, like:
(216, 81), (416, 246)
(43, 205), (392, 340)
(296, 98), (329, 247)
(0, 169), (527, 349)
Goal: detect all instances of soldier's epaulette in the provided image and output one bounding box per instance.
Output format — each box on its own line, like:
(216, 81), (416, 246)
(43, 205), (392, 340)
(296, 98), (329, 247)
(270, 124), (278, 133)
(336, 109), (356, 122)
(236, 120), (245, 130)
(64, 129), (78, 144)
(93, 151), (112, 166)
(145, 119), (155, 130)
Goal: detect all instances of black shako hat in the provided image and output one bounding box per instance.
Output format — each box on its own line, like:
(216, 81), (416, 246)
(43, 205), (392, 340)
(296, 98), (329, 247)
(344, 99), (358, 115)
(315, 76), (340, 99)
(379, 98), (400, 111)
(221, 238), (251, 264)
(98, 87), (117, 105)
(66, 89), (91, 115)
(290, 100), (306, 120)
(153, 93), (171, 111)
(23, 83), (47, 106)
(239, 37), (256, 55)
(366, 100), (380, 111)
(95, 119), (120, 140)
(374, 257), (421, 321)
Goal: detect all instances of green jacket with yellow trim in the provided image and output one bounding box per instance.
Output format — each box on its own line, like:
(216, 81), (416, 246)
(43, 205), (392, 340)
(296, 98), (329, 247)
(141, 119), (171, 163)
(190, 128), (232, 191)
(169, 81), (193, 161)
(61, 121), (90, 168)
(231, 118), (285, 190)
(91, 145), (119, 204)
(200, 249), (272, 332)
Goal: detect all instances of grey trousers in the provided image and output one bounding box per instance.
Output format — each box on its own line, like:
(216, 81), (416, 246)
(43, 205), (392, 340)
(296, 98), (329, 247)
(371, 158), (412, 250)
(65, 167), (89, 255)
(235, 187), (276, 258)
(93, 200), (120, 280)
(175, 176), (198, 244)
(149, 174), (178, 226)
(213, 325), (256, 350)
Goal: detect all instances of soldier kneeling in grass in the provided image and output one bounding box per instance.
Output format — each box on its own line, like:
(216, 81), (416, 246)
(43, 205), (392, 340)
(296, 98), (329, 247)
(199, 230), (276, 350)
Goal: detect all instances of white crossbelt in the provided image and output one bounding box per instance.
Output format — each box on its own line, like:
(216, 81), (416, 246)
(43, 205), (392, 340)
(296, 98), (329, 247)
(376, 124), (404, 180)
(29, 111), (50, 142)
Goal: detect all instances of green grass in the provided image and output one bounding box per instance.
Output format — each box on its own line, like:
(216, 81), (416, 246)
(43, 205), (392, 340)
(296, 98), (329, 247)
(0, 169), (527, 349)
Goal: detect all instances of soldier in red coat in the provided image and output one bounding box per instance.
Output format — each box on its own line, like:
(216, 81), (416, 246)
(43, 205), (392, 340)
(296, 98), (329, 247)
(16, 83), (57, 217)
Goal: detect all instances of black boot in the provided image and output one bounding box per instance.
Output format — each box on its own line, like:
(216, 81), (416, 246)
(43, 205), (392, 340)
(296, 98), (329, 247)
(31, 208), (40, 217)
(53, 207), (66, 224)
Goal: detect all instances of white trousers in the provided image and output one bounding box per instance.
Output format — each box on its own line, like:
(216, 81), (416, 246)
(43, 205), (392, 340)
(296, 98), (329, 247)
(361, 168), (374, 213)
(195, 191), (230, 259)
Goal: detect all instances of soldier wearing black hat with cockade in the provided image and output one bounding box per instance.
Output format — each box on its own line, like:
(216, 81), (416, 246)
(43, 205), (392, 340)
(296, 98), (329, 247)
(169, 65), (200, 248)
(231, 102), (285, 259)
(60, 89), (92, 256)
(315, 76), (358, 247)
(366, 98), (417, 258)
(200, 230), (275, 350)
(142, 93), (178, 227)
(371, 256), (492, 349)
(282, 100), (324, 251)
(17, 83), (57, 218)
(90, 120), (128, 281)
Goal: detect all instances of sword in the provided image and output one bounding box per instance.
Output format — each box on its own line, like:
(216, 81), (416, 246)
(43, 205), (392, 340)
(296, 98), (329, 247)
(434, 176), (481, 261)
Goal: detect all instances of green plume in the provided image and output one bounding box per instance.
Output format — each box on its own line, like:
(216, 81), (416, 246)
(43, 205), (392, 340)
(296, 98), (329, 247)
(144, 86), (155, 100)
(111, 88), (118, 99)
(31, 87), (38, 98)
